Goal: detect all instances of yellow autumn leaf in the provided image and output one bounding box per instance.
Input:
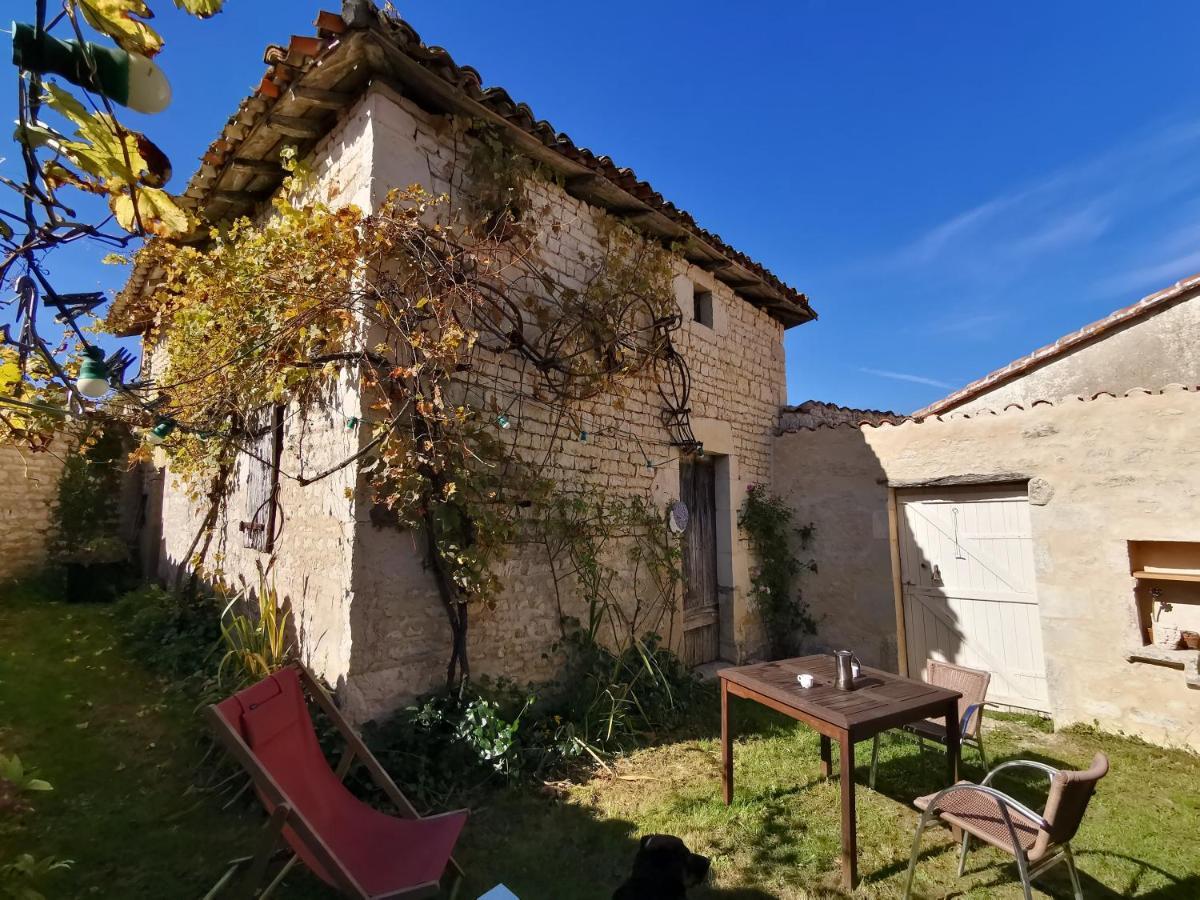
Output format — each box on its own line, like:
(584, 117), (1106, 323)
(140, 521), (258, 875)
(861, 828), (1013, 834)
(40, 83), (165, 187)
(0, 360), (21, 392)
(77, 0), (164, 58)
(110, 187), (189, 237)
(173, 0), (226, 17)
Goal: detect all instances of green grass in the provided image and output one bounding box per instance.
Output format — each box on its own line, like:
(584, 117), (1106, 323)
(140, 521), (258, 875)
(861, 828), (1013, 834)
(2, 582), (1198, 898)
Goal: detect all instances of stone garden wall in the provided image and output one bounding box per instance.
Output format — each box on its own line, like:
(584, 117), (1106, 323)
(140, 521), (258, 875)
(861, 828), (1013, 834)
(774, 386), (1200, 752)
(0, 445), (66, 582)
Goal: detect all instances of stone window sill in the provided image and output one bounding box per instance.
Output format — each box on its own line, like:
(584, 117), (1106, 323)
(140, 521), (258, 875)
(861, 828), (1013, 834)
(1126, 645), (1200, 688)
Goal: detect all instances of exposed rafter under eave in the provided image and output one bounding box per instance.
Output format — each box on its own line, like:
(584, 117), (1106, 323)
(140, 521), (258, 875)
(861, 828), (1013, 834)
(115, 9), (815, 334)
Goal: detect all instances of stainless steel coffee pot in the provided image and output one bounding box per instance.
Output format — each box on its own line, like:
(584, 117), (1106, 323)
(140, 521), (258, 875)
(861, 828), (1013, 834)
(834, 650), (859, 691)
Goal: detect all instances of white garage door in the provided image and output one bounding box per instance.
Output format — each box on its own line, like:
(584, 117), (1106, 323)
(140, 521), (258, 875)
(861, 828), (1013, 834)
(897, 485), (1049, 712)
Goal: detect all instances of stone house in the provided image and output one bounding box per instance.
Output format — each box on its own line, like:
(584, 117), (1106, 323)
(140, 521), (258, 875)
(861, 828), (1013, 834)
(776, 276), (1200, 751)
(115, 3), (814, 722)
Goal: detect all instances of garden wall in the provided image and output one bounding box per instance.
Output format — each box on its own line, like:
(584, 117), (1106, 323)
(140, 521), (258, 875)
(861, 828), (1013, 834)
(773, 386), (1200, 752)
(0, 445), (66, 582)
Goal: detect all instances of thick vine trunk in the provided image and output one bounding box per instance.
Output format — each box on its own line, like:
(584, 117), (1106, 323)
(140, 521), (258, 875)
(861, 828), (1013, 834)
(421, 506), (471, 691)
(173, 461), (232, 600)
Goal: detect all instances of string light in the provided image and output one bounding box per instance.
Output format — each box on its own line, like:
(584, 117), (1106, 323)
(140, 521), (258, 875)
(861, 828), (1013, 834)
(497, 414), (512, 429)
(76, 347), (111, 399)
(144, 417), (176, 445)
(11, 23), (172, 114)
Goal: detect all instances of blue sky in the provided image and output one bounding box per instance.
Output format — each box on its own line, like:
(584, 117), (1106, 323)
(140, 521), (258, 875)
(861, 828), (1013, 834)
(8, 1), (1200, 412)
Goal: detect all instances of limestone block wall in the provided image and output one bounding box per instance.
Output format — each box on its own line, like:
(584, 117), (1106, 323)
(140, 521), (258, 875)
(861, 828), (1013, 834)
(0, 445), (66, 582)
(154, 379), (363, 688)
(341, 84), (787, 719)
(149, 98), (375, 693)
(146, 83), (790, 723)
(774, 386), (1200, 752)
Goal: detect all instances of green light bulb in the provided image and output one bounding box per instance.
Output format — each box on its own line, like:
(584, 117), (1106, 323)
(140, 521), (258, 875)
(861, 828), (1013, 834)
(76, 347), (110, 399)
(145, 417), (176, 445)
(12, 23), (171, 114)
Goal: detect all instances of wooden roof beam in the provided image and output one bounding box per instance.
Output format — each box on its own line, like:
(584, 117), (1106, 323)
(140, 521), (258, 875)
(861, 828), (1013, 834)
(287, 85), (355, 108)
(268, 114), (324, 139)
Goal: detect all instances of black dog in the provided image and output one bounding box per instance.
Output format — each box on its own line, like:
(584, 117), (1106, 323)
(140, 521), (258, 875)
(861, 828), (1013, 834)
(613, 834), (711, 899)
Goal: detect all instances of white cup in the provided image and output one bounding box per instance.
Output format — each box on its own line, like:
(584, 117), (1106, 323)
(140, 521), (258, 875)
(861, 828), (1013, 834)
(797, 673), (814, 689)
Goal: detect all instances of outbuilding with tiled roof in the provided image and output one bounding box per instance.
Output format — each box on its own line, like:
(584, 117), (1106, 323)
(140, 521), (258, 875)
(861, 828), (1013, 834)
(126, 0), (816, 724)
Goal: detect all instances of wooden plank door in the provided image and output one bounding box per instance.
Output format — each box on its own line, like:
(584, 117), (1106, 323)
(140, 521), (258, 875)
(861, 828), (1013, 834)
(681, 455), (719, 665)
(897, 486), (1049, 712)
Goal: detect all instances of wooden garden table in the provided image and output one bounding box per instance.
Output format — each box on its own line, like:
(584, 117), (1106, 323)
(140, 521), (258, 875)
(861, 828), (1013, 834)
(719, 655), (962, 890)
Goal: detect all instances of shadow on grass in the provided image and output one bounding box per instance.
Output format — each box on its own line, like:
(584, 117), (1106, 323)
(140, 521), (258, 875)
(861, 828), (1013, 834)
(864, 737), (1081, 807)
(870, 838), (1200, 899)
(444, 785), (788, 900)
(1071, 852), (1200, 899)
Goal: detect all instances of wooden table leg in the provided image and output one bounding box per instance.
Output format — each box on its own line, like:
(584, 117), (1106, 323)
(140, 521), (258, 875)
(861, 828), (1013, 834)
(721, 678), (733, 805)
(819, 735), (832, 779)
(839, 735), (858, 890)
(944, 697), (961, 785)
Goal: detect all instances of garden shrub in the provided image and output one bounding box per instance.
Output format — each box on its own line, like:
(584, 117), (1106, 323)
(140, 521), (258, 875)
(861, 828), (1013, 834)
(49, 427), (132, 603)
(0, 753), (71, 899)
(363, 628), (700, 808)
(114, 584), (221, 681)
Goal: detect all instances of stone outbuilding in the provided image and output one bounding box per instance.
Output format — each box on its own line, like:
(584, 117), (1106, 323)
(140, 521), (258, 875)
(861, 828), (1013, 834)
(116, 3), (815, 722)
(776, 276), (1200, 751)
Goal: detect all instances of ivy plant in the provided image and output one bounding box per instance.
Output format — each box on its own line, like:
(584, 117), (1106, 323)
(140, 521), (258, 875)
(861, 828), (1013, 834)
(739, 484), (817, 659)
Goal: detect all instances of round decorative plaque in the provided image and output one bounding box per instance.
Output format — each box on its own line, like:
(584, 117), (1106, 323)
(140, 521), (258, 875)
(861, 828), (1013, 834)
(668, 500), (689, 534)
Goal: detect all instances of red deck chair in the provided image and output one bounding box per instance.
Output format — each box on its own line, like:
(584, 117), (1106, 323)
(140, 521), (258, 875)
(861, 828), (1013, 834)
(203, 665), (466, 899)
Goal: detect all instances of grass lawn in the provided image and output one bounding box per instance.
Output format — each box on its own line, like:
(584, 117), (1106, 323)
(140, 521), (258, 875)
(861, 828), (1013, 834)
(2, 583), (1198, 898)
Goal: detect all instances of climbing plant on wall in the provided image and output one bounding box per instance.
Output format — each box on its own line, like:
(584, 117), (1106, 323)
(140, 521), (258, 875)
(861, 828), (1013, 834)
(0, 1), (701, 689)
(111, 128), (698, 687)
(739, 484), (817, 659)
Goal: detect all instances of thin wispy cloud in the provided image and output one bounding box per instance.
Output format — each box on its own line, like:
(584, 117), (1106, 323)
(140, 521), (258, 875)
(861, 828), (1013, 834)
(886, 120), (1200, 278)
(925, 311), (1011, 336)
(859, 367), (952, 389)
(1104, 248), (1200, 297)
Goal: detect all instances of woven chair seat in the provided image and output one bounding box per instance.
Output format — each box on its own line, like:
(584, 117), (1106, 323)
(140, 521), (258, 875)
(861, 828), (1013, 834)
(914, 783), (1048, 861)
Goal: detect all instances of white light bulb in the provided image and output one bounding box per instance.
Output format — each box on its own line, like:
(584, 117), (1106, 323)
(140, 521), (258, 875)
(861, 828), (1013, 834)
(76, 376), (110, 399)
(125, 52), (172, 115)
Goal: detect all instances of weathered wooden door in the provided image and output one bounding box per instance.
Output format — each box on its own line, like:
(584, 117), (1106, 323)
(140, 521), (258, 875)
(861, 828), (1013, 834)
(241, 404), (283, 552)
(897, 486), (1049, 711)
(680, 455), (719, 665)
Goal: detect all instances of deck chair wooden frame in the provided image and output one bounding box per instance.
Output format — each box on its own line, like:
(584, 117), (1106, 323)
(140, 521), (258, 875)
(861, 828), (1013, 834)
(203, 664), (465, 900)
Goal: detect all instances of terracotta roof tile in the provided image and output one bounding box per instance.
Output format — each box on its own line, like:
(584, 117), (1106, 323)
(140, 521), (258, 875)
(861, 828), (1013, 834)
(779, 384), (1200, 433)
(114, 1), (812, 332)
(915, 274), (1200, 416)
